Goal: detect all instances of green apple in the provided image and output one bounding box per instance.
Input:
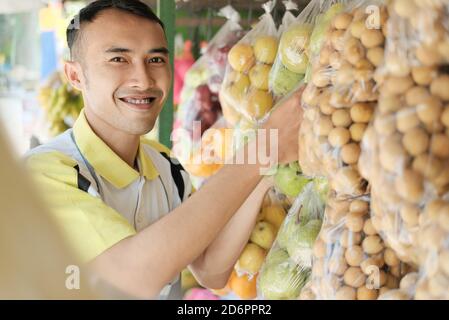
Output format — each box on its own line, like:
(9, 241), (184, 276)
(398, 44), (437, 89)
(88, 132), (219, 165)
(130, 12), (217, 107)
(309, 19), (330, 61)
(274, 162), (311, 197)
(270, 60), (305, 96)
(258, 247), (310, 299)
(250, 221), (277, 250)
(286, 219), (322, 267)
(277, 181), (326, 250)
(312, 177), (329, 203)
(279, 24), (313, 74)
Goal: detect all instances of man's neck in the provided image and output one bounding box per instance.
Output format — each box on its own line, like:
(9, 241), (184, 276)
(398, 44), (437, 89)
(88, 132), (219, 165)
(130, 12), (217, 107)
(84, 108), (140, 168)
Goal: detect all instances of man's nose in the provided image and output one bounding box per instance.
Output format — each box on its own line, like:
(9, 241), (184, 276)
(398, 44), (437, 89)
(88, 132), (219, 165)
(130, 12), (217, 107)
(130, 61), (156, 89)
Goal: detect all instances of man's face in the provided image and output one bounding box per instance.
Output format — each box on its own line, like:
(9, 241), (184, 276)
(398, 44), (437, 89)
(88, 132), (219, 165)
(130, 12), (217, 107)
(69, 9), (171, 135)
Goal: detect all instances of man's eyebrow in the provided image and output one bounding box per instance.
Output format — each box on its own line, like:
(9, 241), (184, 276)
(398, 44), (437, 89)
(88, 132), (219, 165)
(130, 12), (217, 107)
(148, 47), (169, 55)
(104, 47), (169, 55)
(105, 47), (132, 53)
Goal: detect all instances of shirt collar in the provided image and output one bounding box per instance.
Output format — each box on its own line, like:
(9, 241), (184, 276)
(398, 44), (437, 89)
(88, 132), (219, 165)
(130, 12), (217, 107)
(73, 110), (159, 188)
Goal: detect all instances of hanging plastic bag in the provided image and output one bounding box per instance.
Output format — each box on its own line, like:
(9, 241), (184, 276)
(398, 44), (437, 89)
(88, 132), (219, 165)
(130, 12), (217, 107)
(235, 187), (290, 280)
(173, 6), (244, 180)
(268, 0), (305, 97)
(206, 5), (245, 94)
(257, 180), (328, 299)
(269, 0), (346, 97)
(298, 0), (388, 199)
(301, 193), (415, 300)
(174, 5), (243, 137)
(358, 0), (449, 299)
(220, 1), (279, 126)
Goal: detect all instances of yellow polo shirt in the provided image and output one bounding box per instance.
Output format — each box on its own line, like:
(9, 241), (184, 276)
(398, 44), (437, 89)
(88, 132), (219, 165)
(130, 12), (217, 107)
(25, 111), (192, 298)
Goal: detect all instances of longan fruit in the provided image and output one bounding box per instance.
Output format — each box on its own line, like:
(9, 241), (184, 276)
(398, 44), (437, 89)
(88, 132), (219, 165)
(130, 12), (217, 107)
(328, 127), (351, 147)
(345, 245), (365, 267)
(345, 212), (365, 233)
(341, 143), (361, 165)
(357, 286), (379, 300)
(340, 230), (362, 248)
(402, 127), (429, 156)
(430, 134), (449, 158)
(363, 218), (377, 235)
(367, 47), (384, 67)
(344, 267), (366, 288)
(416, 96), (443, 124)
(400, 204), (420, 227)
(314, 115), (334, 136)
(431, 75), (449, 101)
(396, 108), (420, 133)
(361, 29), (384, 48)
(336, 286), (357, 300)
(412, 153), (443, 179)
(350, 103), (374, 123)
(411, 66), (437, 86)
(334, 13), (353, 30)
(362, 235), (384, 255)
(384, 248), (400, 267)
(395, 169), (424, 204)
(350, 123), (367, 142)
(332, 109), (352, 127)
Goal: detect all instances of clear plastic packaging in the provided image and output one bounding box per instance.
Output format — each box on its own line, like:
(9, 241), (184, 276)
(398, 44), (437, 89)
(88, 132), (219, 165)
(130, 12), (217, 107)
(298, 0), (388, 199)
(302, 193), (416, 300)
(174, 5), (243, 137)
(257, 180), (328, 299)
(219, 1), (278, 125)
(235, 187), (290, 278)
(269, 0), (347, 98)
(359, 0), (449, 280)
(172, 6), (244, 181)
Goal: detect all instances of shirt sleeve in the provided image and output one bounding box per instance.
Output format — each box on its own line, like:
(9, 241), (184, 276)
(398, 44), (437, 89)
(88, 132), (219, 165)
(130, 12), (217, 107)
(26, 151), (136, 264)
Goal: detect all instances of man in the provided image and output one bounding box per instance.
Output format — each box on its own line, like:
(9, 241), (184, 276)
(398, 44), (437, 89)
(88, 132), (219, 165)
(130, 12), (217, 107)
(26, 0), (303, 299)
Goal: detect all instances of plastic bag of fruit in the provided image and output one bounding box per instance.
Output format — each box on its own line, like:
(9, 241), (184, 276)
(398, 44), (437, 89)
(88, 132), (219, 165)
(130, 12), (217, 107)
(358, 0), (449, 298)
(219, 0), (278, 126)
(172, 6), (243, 172)
(205, 5), (245, 95)
(268, 0), (303, 97)
(257, 180), (328, 299)
(297, 0), (388, 198)
(269, 0), (346, 98)
(300, 193), (416, 300)
(235, 187), (290, 280)
(175, 117), (236, 189)
(174, 5), (243, 135)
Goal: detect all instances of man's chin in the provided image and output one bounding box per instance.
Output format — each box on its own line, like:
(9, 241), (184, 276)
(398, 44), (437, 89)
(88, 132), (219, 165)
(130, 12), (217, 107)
(125, 121), (156, 136)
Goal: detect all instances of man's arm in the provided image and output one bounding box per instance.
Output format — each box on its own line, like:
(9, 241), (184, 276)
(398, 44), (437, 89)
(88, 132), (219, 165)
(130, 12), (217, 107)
(188, 177), (274, 289)
(87, 90), (303, 299)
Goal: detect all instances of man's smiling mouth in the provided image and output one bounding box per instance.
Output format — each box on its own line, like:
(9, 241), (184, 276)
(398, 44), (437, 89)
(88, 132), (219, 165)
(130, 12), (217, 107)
(119, 97), (156, 105)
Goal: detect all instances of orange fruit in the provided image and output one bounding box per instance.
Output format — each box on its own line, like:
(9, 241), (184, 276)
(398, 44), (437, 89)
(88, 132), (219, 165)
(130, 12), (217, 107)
(230, 272), (258, 300)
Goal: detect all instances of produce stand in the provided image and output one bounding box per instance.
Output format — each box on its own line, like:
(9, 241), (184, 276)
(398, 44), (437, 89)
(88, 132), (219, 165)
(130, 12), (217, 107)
(1, 0), (449, 301)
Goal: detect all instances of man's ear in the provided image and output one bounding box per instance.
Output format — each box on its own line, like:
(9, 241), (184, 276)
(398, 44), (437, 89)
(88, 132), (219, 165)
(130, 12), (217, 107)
(64, 61), (83, 91)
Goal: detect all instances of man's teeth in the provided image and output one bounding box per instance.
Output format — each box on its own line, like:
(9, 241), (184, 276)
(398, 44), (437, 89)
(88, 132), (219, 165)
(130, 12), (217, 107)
(123, 98), (152, 104)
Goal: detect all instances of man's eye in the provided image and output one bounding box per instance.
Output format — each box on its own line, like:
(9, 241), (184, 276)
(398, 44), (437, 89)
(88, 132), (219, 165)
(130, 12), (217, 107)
(148, 57), (165, 64)
(110, 57), (126, 63)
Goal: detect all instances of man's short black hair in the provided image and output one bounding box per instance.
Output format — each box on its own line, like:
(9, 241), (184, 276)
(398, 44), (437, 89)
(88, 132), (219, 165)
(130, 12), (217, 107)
(67, 0), (165, 60)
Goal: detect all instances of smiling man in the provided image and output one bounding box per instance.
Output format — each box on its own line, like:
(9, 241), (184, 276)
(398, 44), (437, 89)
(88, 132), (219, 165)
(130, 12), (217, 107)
(25, 0), (303, 299)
